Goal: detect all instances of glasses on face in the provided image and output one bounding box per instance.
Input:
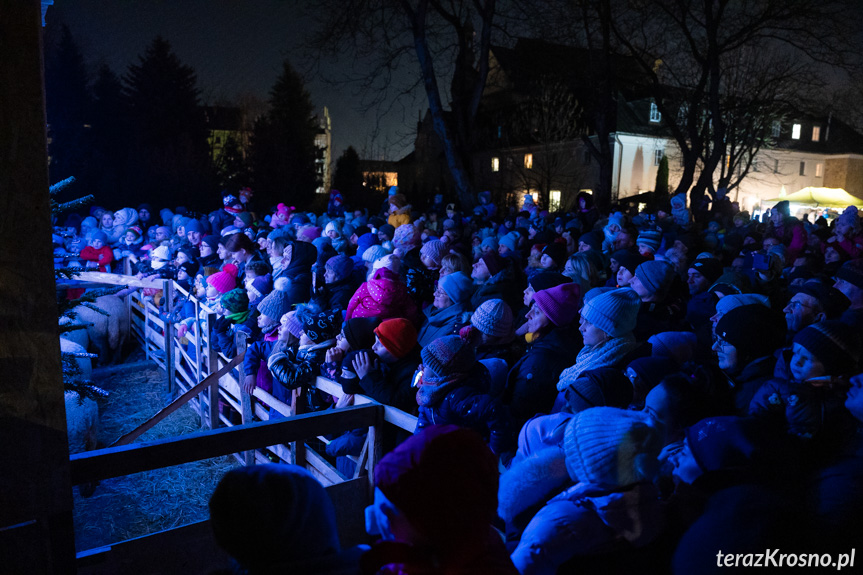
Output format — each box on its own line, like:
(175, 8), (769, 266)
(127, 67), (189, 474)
(786, 300), (814, 311)
(711, 335), (734, 351)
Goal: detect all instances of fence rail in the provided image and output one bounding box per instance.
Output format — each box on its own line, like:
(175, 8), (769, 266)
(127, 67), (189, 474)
(62, 267), (418, 572)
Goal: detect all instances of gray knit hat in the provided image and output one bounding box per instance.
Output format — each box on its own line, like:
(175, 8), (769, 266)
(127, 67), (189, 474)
(470, 298), (514, 338)
(635, 260), (675, 296)
(580, 288), (641, 337)
(439, 271), (473, 305)
(256, 277), (293, 321)
(563, 407), (661, 486)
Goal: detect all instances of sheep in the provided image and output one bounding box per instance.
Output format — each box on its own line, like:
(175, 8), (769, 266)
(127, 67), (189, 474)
(59, 315), (89, 350)
(73, 295), (130, 365)
(64, 391), (99, 454)
(60, 337), (93, 378)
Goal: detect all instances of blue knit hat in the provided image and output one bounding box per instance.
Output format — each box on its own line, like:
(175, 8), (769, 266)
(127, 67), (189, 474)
(91, 230), (108, 243)
(580, 287), (641, 337)
(439, 271), (473, 304)
(499, 232), (518, 254)
(325, 255), (353, 282)
(421, 335), (475, 381)
(635, 260), (675, 296)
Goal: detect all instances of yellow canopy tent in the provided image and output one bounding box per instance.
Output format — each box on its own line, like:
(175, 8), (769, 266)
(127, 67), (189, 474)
(764, 187), (863, 208)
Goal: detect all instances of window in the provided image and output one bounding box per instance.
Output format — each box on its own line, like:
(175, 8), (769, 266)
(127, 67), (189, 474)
(491, 157), (500, 172)
(812, 126), (821, 142)
(654, 149), (664, 166)
(792, 124), (801, 139)
(677, 104), (689, 125)
(774, 159), (780, 174)
(816, 163), (823, 177)
(649, 101), (661, 123)
(772, 121), (781, 138)
(549, 190), (562, 212)
(799, 161), (806, 176)
(524, 153), (533, 169)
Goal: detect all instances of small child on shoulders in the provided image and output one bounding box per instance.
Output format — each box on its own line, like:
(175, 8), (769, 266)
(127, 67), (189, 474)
(79, 230), (114, 272)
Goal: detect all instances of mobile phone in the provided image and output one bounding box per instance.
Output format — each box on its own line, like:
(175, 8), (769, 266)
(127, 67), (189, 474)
(752, 252), (771, 271)
(411, 367), (423, 388)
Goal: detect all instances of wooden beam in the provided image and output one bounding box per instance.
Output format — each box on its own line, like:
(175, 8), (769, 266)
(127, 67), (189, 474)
(72, 271), (164, 289)
(69, 404), (381, 485)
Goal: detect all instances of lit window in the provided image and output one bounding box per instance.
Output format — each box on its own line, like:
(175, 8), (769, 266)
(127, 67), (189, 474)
(812, 126), (821, 142)
(799, 161), (806, 176)
(549, 190), (561, 212)
(772, 121), (781, 138)
(792, 124), (801, 139)
(524, 154), (533, 169)
(491, 157), (500, 172)
(649, 101), (661, 123)
(816, 163), (823, 177)
(654, 149), (664, 166)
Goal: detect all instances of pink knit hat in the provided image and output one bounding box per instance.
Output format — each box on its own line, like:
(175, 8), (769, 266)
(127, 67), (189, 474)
(206, 263), (239, 294)
(533, 282), (581, 327)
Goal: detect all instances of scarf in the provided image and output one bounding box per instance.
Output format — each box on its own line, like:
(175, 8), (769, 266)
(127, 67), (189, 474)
(225, 309), (252, 325)
(556, 334), (637, 391)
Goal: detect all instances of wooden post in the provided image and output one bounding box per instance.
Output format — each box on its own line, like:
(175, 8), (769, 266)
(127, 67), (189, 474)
(206, 311), (219, 431)
(366, 405), (385, 502)
(163, 279), (175, 397)
(236, 333), (254, 465)
(0, 1), (76, 571)
(292, 388), (305, 468)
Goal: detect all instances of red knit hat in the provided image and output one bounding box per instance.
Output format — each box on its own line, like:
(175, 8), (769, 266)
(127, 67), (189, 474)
(374, 318), (417, 359)
(533, 282), (582, 327)
(206, 263), (239, 294)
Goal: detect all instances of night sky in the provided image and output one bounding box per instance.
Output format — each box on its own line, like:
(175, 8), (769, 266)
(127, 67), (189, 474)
(46, 0), (420, 162)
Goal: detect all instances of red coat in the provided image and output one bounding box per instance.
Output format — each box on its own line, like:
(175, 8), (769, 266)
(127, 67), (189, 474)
(80, 246), (114, 272)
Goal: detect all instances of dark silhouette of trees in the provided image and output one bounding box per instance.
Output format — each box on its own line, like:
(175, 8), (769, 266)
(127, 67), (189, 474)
(332, 146), (365, 209)
(214, 134), (251, 190)
(89, 65), (129, 202)
(249, 59), (319, 210)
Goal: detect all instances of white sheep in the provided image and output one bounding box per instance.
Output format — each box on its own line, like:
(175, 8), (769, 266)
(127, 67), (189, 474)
(73, 295), (130, 365)
(65, 391), (99, 454)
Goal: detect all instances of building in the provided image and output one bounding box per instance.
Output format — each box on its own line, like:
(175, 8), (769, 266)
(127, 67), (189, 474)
(315, 107), (332, 194)
(359, 158), (399, 194)
(203, 106), (248, 161)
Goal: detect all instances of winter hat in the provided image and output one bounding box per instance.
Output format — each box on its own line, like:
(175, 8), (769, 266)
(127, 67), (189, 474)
(208, 464), (341, 573)
(298, 226), (322, 242)
(470, 298), (514, 338)
(343, 316), (380, 351)
(563, 407), (661, 486)
(634, 260), (675, 296)
(206, 264), (239, 295)
(388, 193), (407, 209)
(420, 239), (448, 267)
(113, 207), (138, 227)
(715, 304), (787, 360)
(610, 250), (645, 275)
(541, 243), (567, 268)
(378, 224), (396, 240)
(626, 356), (680, 400)
(178, 261), (198, 278)
(220, 226), (241, 237)
(301, 309), (342, 344)
(149, 245), (171, 269)
(442, 218), (457, 231)
(580, 287), (641, 337)
(202, 235), (220, 252)
(564, 368), (634, 413)
(636, 230), (662, 253)
(790, 281), (850, 319)
(648, 332), (697, 365)
(533, 283), (582, 327)
(356, 233), (379, 256)
(714, 293), (770, 318)
(256, 277), (293, 321)
(221, 288), (250, 316)
(578, 231), (601, 252)
(792, 320), (861, 376)
(374, 425), (498, 546)
(480, 251), (504, 276)
(835, 259), (863, 290)
(372, 254), (400, 274)
(689, 258), (724, 284)
(498, 232), (518, 254)
(185, 219), (206, 234)
(159, 208), (174, 225)
(323, 221), (340, 236)
(528, 272), (570, 293)
(177, 246), (197, 262)
(686, 416), (774, 474)
(439, 271), (473, 305)
(374, 318), (417, 359)
(325, 255), (353, 282)
(247, 273), (274, 301)
(362, 245), (389, 264)
(837, 206), (859, 229)
(421, 334), (475, 380)
(480, 236), (498, 252)
(91, 230), (108, 243)
(126, 226), (142, 240)
(233, 213), (252, 228)
(393, 224), (421, 253)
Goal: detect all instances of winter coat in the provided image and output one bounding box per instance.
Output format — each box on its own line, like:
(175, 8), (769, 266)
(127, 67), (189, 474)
(415, 365), (516, 456)
(241, 332), (279, 394)
(341, 347), (421, 413)
(416, 303), (466, 348)
(769, 217), (807, 263)
(633, 298), (687, 342)
(346, 268), (418, 323)
(475, 340), (524, 370)
(268, 339), (333, 405)
(208, 208), (235, 234)
(504, 326), (582, 429)
(360, 533), (518, 575)
(404, 254), (438, 308)
(387, 206), (412, 228)
(281, 241), (317, 307)
(470, 267), (523, 314)
(749, 378), (849, 439)
(80, 245), (114, 272)
(312, 277), (355, 312)
(211, 312), (261, 358)
(730, 355), (777, 415)
(511, 481), (663, 575)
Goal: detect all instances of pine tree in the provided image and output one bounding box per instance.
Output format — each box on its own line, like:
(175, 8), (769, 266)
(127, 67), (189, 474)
(123, 36), (212, 209)
(654, 155), (670, 208)
(214, 133), (251, 189)
(250, 59), (318, 209)
(332, 146), (365, 209)
(90, 65), (129, 201)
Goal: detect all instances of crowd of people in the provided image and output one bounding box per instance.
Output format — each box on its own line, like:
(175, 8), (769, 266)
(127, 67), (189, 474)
(54, 186), (863, 573)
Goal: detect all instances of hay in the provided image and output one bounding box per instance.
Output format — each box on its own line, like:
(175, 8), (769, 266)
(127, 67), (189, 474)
(73, 353), (238, 552)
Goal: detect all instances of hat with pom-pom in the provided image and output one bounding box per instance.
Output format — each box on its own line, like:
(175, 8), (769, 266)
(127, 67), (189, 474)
(206, 263), (239, 295)
(256, 277), (293, 320)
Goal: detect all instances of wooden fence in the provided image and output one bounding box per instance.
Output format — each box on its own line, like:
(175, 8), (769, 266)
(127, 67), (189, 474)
(66, 269), (419, 573)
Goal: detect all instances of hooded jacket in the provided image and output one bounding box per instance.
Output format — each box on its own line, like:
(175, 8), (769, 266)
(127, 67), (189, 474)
(346, 267), (418, 323)
(277, 241), (317, 307)
(416, 302), (467, 348)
